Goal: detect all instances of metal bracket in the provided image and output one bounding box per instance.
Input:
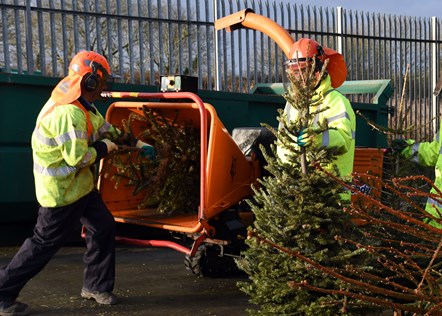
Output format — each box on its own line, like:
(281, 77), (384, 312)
(214, 8), (255, 32)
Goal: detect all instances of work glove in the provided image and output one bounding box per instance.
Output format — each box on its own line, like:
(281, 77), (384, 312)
(115, 132), (136, 146)
(297, 128), (311, 147)
(391, 139), (408, 154)
(136, 140), (156, 160)
(101, 138), (118, 154)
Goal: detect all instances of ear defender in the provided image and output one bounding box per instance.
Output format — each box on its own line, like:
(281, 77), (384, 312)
(314, 45), (326, 73)
(83, 62), (101, 92)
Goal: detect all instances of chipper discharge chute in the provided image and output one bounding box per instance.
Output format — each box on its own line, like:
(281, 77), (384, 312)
(98, 91), (260, 277)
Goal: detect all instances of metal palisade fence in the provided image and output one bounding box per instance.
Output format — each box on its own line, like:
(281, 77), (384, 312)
(0, 0), (441, 139)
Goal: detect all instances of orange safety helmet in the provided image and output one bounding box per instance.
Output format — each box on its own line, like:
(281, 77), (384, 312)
(52, 51), (112, 104)
(284, 38), (347, 88)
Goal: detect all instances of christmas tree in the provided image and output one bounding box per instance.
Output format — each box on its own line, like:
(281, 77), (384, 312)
(237, 57), (366, 314)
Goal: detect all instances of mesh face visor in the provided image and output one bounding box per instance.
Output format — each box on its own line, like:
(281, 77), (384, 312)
(282, 58), (311, 92)
(284, 58), (310, 72)
(282, 57), (325, 92)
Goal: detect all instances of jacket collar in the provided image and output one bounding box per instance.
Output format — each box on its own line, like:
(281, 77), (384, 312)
(78, 96), (97, 114)
(315, 74), (333, 96)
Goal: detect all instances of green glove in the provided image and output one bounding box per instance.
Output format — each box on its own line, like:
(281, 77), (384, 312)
(136, 140), (156, 160)
(140, 145), (156, 160)
(297, 128), (310, 147)
(391, 139), (408, 153)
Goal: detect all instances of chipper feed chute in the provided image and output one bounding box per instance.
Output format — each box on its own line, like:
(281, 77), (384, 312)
(98, 92), (259, 264)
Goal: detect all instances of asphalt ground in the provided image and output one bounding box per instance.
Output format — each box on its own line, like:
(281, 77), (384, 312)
(0, 224), (253, 316)
(0, 246), (253, 316)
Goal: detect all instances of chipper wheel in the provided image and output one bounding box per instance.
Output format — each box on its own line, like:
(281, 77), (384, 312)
(184, 244), (241, 277)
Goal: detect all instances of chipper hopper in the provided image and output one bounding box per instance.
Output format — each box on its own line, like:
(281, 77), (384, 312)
(98, 91), (261, 277)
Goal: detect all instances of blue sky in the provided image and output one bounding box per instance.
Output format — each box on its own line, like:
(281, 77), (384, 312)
(296, 0), (441, 18)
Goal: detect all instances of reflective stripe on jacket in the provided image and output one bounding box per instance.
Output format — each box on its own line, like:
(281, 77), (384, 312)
(32, 97), (119, 207)
(277, 75), (356, 200)
(402, 126), (442, 228)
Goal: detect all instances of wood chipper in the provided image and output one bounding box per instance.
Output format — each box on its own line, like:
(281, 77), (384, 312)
(98, 91), (261, 277)
(95, 8), (386, 277)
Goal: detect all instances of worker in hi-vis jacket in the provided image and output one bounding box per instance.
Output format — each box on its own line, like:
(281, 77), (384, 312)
(0, 51), (154, 315)
(277, 38), (356, 201)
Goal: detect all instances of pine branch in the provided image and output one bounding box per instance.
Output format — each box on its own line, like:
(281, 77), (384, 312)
(247, 230), (430, 303)
(416, 238), (442, 294)
(287, 281), (426, 315)
(104, 108), (200, 214)
(303, 165), (442, 310)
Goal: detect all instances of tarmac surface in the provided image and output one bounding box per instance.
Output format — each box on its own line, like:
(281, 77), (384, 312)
(0, 243), (253, 316)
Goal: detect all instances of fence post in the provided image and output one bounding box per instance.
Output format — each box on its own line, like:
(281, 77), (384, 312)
(213, 0), (221, 91)
(432, 16), (438, 131)
(25, 0), (34, 74)
(337, 6), (343, 54)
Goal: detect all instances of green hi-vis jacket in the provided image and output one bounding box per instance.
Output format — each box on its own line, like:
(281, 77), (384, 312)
(31, 97), (119, 207)
(402, 127), (442, 228)
(277, 75), (356, 200)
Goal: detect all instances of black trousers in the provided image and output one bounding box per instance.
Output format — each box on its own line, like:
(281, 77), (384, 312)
(0, 190), (115, 302)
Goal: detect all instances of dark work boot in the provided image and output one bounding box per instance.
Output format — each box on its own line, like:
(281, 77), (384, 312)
(80, 288), (117, 305)
(0, 301), (30, 316)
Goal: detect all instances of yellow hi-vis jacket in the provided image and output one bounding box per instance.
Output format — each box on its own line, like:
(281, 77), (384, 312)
(31, 97), (119, 207)
(277, 75), (356, 200)
(402, 125), (442, 228)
